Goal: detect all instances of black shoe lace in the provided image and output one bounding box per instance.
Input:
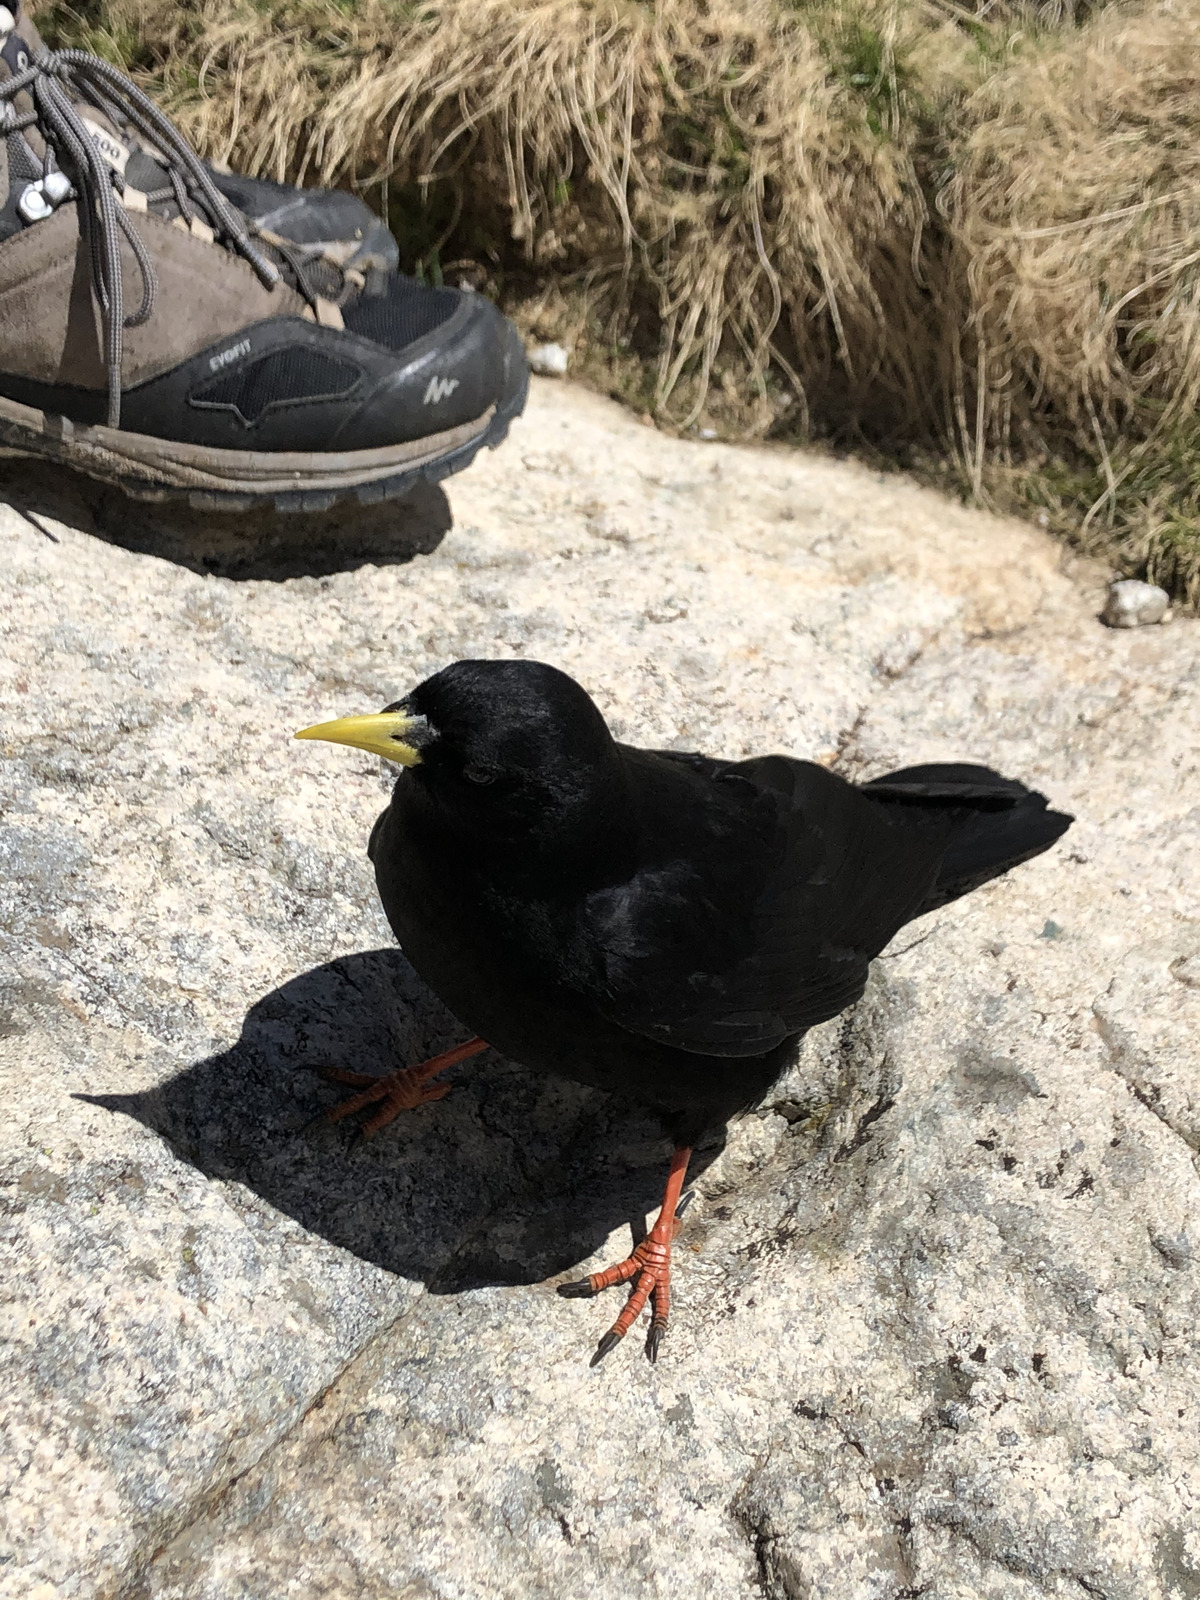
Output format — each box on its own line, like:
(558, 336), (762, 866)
(0, 47), (282, 428)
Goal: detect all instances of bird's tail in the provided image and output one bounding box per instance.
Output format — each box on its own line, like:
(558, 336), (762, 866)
(860, 763), (1073, 915)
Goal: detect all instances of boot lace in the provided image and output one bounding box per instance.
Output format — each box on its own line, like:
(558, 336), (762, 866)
(0, 47), (285, 428)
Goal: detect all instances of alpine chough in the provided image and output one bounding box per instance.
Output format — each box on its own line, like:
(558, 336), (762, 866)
(296, 658), (1072, 1365)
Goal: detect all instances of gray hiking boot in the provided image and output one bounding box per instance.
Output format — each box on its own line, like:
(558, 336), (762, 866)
(0, 16), (527, 510)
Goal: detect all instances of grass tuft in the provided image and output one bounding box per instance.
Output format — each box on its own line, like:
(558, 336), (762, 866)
(35, 0), (1200, 605)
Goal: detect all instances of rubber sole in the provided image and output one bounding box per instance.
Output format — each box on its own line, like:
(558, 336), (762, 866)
(0, 321), (530, 514)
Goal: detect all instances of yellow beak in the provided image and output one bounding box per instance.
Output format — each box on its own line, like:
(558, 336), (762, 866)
(293, 709), (425, 766)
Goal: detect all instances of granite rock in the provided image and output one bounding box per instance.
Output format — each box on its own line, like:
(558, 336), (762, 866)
(1, 381), (1198, 1599)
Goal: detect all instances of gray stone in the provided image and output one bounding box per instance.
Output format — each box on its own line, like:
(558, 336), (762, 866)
(2, 380), (1198, 1599)
(1101, 577), (1171, 628)
(527, 342), (570, 376)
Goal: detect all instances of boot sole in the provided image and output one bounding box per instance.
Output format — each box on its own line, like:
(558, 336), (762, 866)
(0, 326), (530, 514)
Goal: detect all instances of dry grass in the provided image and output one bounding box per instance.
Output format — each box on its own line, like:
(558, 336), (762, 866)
(53, 0), (940, 435)
(36, 0), (1200, 604)
(945, 0), (1200, 605)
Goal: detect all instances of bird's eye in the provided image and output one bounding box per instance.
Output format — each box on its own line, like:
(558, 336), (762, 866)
(462, 763), (499, 786)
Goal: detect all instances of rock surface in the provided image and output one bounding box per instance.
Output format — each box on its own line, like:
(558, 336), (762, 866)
(2, 380), (1198, 1600)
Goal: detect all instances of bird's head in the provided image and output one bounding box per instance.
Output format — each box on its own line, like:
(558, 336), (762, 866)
(295, 659), (627, 859)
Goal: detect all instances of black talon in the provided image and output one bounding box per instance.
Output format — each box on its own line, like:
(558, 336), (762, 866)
(646, 1321), (667, 1364)
(557, 1279), (598, 1299)
(590, 1329), (624, 1368)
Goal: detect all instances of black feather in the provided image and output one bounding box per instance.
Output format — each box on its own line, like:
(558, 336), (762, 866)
(364, 661), (1072, 1145)
(861, 762), (1073, 914)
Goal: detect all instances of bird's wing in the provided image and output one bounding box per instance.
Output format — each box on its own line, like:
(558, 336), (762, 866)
(580, 752), (946, 1056)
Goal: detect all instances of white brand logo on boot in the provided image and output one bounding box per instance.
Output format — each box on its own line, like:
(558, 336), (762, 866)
(423, 376), (460, 405)
(208, 339), (252, 373)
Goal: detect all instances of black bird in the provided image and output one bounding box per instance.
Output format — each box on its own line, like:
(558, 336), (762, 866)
(295, 659), (1071, 1364)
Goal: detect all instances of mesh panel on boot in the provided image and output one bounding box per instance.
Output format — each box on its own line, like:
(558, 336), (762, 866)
(190, 349), (363, 426)
(341, 279), (459, 353)
(125, 147), (171, 194)
(0, 129), (40, 239)
(6, 129), (39, 185)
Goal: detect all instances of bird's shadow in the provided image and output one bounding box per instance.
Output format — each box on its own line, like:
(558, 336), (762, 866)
(80, 949), (721, 1292)
(0, 457), (451, 580)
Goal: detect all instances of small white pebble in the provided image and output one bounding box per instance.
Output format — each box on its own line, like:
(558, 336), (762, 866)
(698, 428), (718, 441)
(527, 343), (570, 377)
(1101, 578), (1170, 628)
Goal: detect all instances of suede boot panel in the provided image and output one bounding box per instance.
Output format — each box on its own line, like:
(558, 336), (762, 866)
(0, 205), (308, 387)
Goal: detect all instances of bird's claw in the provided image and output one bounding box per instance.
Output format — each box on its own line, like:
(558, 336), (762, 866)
(583, 1292), (668, 1365)
(557, 1278), (599, 1299)
(645, 1316), (667, 1364)
(590, 1329), (624, 1367)
(304, 1039), (487, 1140)
(563, 1223), (677, 1367)
(310, 1063), (451, 1139)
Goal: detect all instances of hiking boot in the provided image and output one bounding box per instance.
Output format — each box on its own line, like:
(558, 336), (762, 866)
(0, 20), (526, 510)
(10, 2), (399, 273)
(205, 166), (399, 274)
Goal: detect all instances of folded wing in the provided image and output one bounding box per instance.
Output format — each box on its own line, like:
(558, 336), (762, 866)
(582, 751), (948, 1056)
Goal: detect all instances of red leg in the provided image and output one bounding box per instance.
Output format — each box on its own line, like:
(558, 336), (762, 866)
(313, 1037), (488, 1138)
(558, 1144), (692, 1366)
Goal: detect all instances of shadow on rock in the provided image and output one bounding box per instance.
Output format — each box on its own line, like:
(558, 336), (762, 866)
(80, 948), (720, 1291)
(0, 457), (451, 580)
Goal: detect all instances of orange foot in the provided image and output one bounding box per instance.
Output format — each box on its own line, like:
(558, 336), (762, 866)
(558, 1144), (693, 1366)
(311, 1037), (488, 1139)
